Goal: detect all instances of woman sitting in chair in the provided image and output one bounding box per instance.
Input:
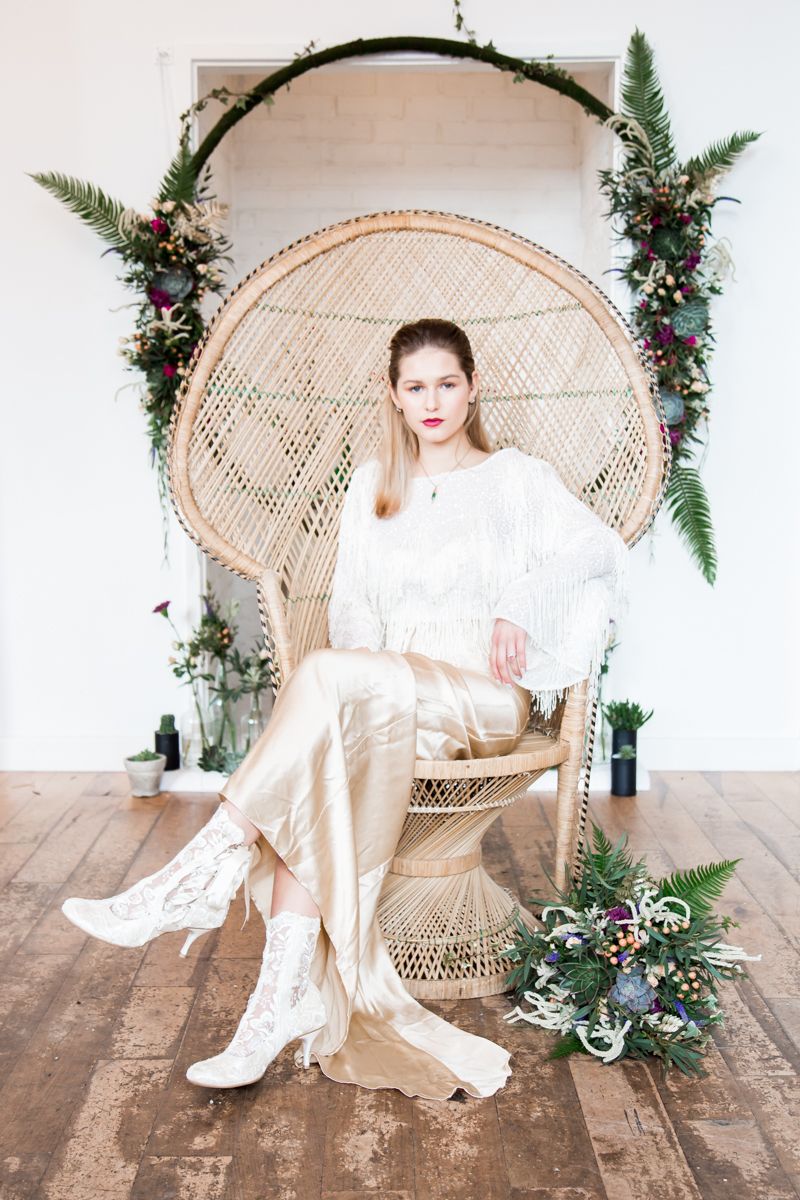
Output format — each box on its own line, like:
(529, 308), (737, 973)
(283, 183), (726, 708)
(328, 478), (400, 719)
(61, 318), (630, 1100)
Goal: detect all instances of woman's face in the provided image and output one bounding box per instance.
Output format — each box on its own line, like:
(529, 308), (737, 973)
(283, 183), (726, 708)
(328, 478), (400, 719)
(390, 346), (478, 447)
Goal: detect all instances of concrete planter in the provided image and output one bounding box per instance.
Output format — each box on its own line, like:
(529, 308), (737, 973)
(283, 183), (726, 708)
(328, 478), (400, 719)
(124, 753), (167, 797)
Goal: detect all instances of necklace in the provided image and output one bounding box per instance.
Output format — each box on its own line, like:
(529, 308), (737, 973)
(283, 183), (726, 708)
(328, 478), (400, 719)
(416, 442), (474, 501)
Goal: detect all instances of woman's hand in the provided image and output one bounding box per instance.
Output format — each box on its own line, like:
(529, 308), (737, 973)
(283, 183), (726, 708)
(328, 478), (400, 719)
(490, 618), (528, 685)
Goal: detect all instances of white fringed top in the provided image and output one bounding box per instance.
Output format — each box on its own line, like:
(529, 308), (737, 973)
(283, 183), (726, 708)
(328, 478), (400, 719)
(327, 447), (631, 718)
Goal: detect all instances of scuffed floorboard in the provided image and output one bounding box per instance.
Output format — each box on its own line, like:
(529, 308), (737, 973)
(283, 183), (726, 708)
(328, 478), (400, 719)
(0, 769), (797, 1199)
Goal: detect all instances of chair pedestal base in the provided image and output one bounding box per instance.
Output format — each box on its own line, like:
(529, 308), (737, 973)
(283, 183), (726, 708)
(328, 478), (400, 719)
(378, 861), (542, 1000)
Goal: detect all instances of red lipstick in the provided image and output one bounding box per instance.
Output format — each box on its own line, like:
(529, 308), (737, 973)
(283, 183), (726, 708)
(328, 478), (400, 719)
(422, 418), (443, 425)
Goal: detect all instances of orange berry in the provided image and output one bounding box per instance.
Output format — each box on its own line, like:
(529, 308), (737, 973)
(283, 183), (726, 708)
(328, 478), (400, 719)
(610, 956), (618, 965)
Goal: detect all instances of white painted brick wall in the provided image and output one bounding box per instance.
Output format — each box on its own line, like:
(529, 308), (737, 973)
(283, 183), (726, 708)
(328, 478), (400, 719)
(198, 65), (613, 289)
(197, 63), (616, 652)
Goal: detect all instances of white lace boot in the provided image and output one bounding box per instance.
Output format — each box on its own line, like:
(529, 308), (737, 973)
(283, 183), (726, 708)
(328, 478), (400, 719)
(186, 909), (326, 1088)
(61, 804), (260, 956)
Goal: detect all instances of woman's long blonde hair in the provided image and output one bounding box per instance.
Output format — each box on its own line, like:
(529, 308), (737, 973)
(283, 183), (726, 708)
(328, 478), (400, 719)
(374, 318), (492, 519)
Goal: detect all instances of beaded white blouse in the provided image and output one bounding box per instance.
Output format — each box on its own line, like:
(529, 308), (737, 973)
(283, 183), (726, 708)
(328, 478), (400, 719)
(327, 447), (631, 718)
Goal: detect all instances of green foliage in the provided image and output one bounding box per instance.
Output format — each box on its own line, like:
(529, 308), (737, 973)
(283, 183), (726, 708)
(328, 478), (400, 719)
(664, 463), (718, 584)
(547, 1033), (587, 1060)
(602, 699), (654, 730)
(27, 171), (128, 248)
(684, 131), (764, 180)
(613, 745), (637, 760)
(619, 28), (677, 173)
(502, 820), (755, 1078)
(158, 714), (177, 734)
(657, 859), (741, 920)
(127, 748), (162, 762)
(156, 136), (200, 205)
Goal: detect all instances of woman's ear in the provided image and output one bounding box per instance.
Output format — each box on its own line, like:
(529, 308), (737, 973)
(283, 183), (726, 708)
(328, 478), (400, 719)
(470, 368), (480, 399)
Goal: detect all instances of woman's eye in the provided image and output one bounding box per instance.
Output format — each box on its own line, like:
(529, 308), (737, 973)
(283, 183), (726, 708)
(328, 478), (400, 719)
(408, 385), (421, 393)
(441, 382), (454, 389)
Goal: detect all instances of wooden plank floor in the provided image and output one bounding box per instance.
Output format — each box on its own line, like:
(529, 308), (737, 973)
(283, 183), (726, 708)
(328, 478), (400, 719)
(0, 769), (798, 1200)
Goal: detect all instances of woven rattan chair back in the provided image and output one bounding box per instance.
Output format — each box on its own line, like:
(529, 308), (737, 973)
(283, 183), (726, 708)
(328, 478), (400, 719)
(169, 209), (669, 710)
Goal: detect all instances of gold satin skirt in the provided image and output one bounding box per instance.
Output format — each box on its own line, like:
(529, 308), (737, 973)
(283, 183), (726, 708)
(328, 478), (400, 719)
(220, 646), (531, 1100)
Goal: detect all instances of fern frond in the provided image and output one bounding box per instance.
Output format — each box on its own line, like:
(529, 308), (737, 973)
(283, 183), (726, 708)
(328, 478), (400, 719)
(657, 859), (741, 919)
(548, 1033), (585, 1060)
(156, 137), (199, 205)
(664, 463), (717, 584)
(619, 28), (677, 173)
(590, 822), (615, 871)
(27, 170), (128, 248)
(684, 130), (764, 180)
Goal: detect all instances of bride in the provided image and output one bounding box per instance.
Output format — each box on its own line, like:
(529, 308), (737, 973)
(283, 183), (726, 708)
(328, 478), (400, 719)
(61, 317), (629, 1099)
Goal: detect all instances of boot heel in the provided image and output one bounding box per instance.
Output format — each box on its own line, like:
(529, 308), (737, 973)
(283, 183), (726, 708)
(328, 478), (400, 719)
(179, 928), (208, 957)
(299, 1029), (321, 1069)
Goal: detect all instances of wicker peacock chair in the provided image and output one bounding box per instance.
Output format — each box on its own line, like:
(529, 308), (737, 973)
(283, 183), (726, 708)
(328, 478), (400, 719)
(168, 210), (670, 1000)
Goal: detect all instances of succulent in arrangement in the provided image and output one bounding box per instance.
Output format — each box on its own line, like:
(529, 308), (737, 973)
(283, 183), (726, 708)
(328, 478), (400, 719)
(127, 748), (162, 762)
(602, 699), (654, 731)
(608, 965), (658, 1013)
(613, 744), (638, 760)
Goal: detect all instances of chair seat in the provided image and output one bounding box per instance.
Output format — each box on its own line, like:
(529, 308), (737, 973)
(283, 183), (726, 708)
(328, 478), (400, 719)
(413, 728), (568, 780)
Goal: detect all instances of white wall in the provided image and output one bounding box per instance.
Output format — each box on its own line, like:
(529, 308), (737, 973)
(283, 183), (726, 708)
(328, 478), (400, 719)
(2, 1), (797, 771)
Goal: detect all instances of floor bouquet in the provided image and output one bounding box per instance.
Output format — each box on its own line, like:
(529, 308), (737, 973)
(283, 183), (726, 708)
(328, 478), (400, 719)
(503, 822), (760, 1077)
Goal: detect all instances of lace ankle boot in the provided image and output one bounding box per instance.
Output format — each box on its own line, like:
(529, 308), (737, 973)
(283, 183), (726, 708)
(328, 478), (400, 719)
(186, 909), (326, 1088)
(61, 804), (260, 956)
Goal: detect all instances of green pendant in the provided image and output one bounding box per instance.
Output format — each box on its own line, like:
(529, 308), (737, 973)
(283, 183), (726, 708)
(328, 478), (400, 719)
(431, 488), (438, 501)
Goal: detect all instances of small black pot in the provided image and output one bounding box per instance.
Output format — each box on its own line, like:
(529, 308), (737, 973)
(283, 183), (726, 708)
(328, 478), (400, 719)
(155, 730), (180, 770)
(611, 754), (637, 797)
(612, 728), (637, 755)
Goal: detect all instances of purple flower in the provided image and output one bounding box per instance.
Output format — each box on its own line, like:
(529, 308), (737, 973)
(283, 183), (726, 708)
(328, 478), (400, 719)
(674, 999), (689, 1022)
(648, 996), (665, 1014)
(545, 951), (560, 963)
(683, 251), (701, 270)
(678, 213), (692, 224)
(162, 363), (176, 378)
(605, 906), (630, 922)
(683, 335), (697, 346)
(151, 217), (169, 234)
(655, 325), (675, 346)
(149, 287), (173, 311)
(618, 949), (629, 963)
(669, 429), (683, 446)
(153, 600), (171, 615)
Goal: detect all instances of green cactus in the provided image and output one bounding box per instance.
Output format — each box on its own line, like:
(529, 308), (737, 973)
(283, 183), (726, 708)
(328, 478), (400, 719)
(158, 714), (177, 734)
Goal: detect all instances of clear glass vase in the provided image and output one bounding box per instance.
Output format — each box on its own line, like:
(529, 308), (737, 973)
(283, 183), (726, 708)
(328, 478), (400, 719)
(207, 662), (238, 755)
(239, 691), (266, 754)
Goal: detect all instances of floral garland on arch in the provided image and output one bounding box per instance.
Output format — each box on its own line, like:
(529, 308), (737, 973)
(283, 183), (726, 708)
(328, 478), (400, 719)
(597, 31), (761, 583)
(502, 822), (760, 1077)
(29, 24), (759, 576)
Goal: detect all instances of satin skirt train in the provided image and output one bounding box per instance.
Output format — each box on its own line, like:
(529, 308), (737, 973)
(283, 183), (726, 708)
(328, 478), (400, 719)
(220, 646), (531, 1100)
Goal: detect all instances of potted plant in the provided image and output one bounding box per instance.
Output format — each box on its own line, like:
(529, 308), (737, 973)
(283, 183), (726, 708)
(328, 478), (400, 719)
(610, 743), (637, 796)
(124, 748), (167, 797)
(602, 699), (654, 798)
(155, 713), (180, 769)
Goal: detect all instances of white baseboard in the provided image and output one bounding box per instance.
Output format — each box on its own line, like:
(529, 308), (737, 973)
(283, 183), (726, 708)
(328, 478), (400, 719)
(0, 738), (797, 773)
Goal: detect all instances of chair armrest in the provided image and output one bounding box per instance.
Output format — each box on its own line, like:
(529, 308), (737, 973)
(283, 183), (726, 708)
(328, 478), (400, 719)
(256, 567), (296, 689)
